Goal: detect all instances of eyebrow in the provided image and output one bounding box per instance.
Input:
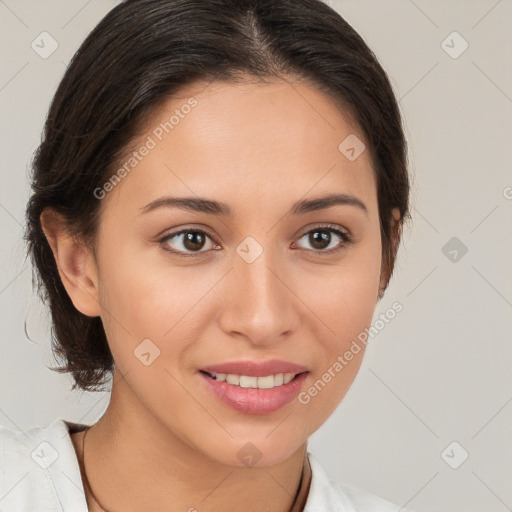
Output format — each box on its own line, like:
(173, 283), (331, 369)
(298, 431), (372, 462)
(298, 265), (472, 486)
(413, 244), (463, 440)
(139, 193), (368, 217)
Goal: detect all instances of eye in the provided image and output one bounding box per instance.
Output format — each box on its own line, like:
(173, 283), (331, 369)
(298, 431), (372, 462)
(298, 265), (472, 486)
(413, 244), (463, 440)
(293, 224), (353, 254)
(159, 224), (353, 258)
(159, 228), (219, 257)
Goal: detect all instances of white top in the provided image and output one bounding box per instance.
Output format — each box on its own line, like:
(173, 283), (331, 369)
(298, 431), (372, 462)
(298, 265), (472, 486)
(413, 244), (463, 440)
(0, 418), (415, 511)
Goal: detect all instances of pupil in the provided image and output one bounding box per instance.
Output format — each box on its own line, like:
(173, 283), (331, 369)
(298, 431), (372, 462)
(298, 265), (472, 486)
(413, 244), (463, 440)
(184, 232), (205, 251)
(310, 230), (330, 250)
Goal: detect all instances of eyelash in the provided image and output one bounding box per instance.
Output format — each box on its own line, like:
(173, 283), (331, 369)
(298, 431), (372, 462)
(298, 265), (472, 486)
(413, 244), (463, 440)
(158, 224), (354, 258)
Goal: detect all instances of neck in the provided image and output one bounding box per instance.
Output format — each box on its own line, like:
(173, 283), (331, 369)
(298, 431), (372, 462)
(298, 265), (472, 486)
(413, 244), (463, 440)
(76, 369), (311, 512)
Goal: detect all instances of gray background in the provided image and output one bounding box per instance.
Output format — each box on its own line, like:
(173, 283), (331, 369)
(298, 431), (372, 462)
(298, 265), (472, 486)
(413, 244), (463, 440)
(1, 1), (511, 511)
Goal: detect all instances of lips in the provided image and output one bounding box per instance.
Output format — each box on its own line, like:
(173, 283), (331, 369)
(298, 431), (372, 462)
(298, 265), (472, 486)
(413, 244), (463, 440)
(199, 369), (309, 414)
(200, 359), (308, 377)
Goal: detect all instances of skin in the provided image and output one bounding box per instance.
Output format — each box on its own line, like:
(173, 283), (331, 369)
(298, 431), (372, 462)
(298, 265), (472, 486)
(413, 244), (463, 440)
(41, 76), (400, 512)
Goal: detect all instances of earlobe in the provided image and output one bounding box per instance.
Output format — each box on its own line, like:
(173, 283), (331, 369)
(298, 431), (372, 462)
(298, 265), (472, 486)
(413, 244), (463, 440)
(40, 208), (101, 318)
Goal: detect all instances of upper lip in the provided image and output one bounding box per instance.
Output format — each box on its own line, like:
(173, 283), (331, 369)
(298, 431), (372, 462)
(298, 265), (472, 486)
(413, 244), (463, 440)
(200, 359), (308, 377)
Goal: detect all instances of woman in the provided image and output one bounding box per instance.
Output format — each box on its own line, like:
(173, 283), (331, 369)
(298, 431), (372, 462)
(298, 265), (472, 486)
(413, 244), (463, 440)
(1, 0), (413, 510)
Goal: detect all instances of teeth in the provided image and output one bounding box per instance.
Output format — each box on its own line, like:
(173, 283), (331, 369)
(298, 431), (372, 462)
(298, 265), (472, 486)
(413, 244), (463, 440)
(208, 372), (297, 389)
(240, 376), (258, 388)
(225, 374), (239, 385)
(283, 373), (295, 384)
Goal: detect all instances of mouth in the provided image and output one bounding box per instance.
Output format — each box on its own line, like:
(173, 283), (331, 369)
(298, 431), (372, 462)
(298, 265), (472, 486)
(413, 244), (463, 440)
(199, 370), (306, 389)
(198, 367), (309, 414)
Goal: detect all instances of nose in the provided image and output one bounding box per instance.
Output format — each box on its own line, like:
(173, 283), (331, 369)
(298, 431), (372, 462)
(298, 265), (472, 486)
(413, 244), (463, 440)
(217, 248), (300, 347)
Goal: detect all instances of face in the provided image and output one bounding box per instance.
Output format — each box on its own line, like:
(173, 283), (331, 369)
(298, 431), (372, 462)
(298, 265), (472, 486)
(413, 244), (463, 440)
(81, 78), (389, 467)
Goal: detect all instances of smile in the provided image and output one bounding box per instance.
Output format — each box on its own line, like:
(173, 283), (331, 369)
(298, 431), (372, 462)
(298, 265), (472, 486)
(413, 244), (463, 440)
(202, 371), (299, 389)
(199, 370), (309, 414)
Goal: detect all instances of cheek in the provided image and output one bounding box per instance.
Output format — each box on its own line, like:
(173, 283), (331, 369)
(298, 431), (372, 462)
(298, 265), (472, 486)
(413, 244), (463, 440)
(295, 271), (378, 427)
(96, 243), (219, 365)
(295, 232), (381, 409)
(303, 232), (381, 338)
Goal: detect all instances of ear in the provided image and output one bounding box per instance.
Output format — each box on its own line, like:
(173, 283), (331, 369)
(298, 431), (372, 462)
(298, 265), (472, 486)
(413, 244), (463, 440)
(378, 207), (402, 299)
(40, 208), (101, 317)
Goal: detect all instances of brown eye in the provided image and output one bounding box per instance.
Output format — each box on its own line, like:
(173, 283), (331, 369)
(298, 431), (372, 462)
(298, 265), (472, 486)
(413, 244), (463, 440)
(160, 229), (218, 256)
(295, 225), (353, 254)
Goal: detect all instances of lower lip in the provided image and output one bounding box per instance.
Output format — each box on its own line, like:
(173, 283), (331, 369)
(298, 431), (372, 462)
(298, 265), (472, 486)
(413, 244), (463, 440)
(199, 371), (309, 414)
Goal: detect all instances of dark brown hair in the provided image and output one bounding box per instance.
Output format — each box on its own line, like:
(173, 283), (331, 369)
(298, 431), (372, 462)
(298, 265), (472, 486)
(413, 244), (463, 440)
(24, 0), (411, 392)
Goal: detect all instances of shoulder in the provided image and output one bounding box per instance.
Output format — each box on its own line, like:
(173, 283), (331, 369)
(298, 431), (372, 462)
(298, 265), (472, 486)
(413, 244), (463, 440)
(305, 452), (416, 512)
(0, 418), (89, 512)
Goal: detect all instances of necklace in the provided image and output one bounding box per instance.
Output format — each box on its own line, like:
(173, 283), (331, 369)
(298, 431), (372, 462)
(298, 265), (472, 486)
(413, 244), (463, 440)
(80, 427), (310, 512)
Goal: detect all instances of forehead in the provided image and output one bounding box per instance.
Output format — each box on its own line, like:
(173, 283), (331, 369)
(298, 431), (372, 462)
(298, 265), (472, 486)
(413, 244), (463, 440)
(102, 77), (377, 219)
